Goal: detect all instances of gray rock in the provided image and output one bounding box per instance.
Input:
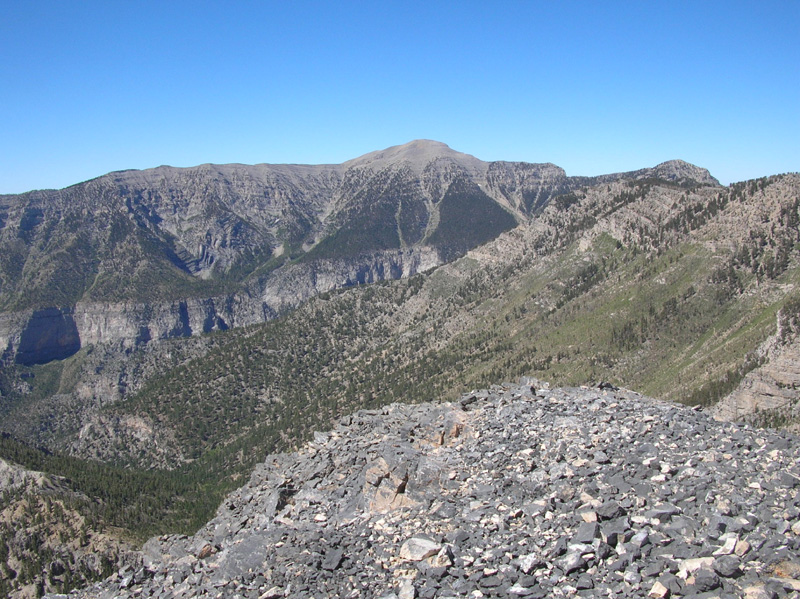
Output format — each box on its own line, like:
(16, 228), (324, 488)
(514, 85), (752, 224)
(712, 555), (742, 578)
(597, 500), (626, 520)
(573, 521), (599, 543)
(692, 568), (721, 592)
(51, 382), (800, 599)
(575, 574), (595, 589)
(321, 548), (344, 571)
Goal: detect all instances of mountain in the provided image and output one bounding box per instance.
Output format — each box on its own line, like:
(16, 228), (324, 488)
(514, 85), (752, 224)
(8, 142), (800, 597)
(51, 380), (800, 599)
(0, 146), (730, 463)
(34, 170), (797, 471)
(0, 141), (716, 366)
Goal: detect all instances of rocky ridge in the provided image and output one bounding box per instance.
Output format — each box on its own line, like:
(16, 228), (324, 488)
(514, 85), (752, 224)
(0, 456), (55, 492)
(0, 140), (718, 365)
(55, 381), (800, 599)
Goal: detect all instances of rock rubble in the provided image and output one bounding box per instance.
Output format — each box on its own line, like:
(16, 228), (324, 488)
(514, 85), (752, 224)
(52, 380), (800, 598)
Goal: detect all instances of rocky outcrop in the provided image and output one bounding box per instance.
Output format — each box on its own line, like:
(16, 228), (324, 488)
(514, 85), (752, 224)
(0, 457), (50, 492)
(73, 413), (185, 470)
(712, 293), (800, 427)
(57, 380), (800, 599)
(0, 458), (133, 599)
(647, 159), (719, 186)
(713, 345), (800, 426)
(486, 161), (571, 215)
(579, 159), (720, 188)
(258, 247), (441, 312)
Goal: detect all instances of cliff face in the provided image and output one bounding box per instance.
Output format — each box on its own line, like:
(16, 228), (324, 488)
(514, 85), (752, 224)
(713, 342), (800, 426)
(0, 246), (441, 364)
(712, 306), (800, 427)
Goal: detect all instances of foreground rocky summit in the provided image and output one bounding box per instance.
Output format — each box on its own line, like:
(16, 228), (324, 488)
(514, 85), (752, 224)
(54, 381), (800, 598)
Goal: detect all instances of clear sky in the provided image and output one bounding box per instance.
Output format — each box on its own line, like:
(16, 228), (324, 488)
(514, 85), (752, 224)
(1, 1), (798, 193)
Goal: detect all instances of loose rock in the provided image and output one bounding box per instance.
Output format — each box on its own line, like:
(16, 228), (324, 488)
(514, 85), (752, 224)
(49, 381), (800, 599)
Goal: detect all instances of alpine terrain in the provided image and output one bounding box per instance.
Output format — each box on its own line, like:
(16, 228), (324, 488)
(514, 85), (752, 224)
(0, 141), (799, 597)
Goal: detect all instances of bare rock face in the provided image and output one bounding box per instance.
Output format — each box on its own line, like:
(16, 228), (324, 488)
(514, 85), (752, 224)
(258, 247), (440, 313)
(0, 457), (41, 491)
(713, 294), (800, 427)
(713, 343), (800, 424)
(486, 161), (570, 214)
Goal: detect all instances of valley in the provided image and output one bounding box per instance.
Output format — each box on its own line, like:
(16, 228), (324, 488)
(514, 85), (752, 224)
(0, 141), (799, 597)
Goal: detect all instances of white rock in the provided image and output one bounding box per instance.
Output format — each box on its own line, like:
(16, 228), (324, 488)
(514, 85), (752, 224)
(398, 578), (415, 599)
(508, 583), (531, 596)
(518, 553), (541, 574)
(713, 536), (738, 555)
(259, 587), (283, 599)
(679, 556), (714, 578)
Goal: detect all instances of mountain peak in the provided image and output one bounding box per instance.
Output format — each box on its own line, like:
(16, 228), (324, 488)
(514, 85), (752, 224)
(344, 140), (486, 175)
(649, 159), (719, 185)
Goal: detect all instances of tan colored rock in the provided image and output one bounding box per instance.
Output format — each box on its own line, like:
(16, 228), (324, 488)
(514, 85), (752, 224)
(424, 547), (453, 569)
(648, 580), (669, 598)
(744, 584), (776, 599)
(399, 537), (441, 561)
(713, 324), (800, 424)
(772, 560), (800, 578)
(259, 587), (283, 599)
(679, 556), (714, 578)
(196, 543), (216, 559)
(364, 457), (419, 514)
(735, 539), (751, 557)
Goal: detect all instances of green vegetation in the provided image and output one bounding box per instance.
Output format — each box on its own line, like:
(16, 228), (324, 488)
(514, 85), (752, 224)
(2, 172), (800, 592)
(101, 177), (800, 486)
(302, 170), (420, 261)
(428, 177), (518, 261)
(0, 433), (220, 541)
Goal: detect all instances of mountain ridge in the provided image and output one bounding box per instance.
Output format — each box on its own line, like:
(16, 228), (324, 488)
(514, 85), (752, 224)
(0, 141), (719, 367)
(2, 155), (799, 598)
(0, 140), (717, 199)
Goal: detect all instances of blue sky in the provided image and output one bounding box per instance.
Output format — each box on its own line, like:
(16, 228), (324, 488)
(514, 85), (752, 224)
(1, 1), (797, 193)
